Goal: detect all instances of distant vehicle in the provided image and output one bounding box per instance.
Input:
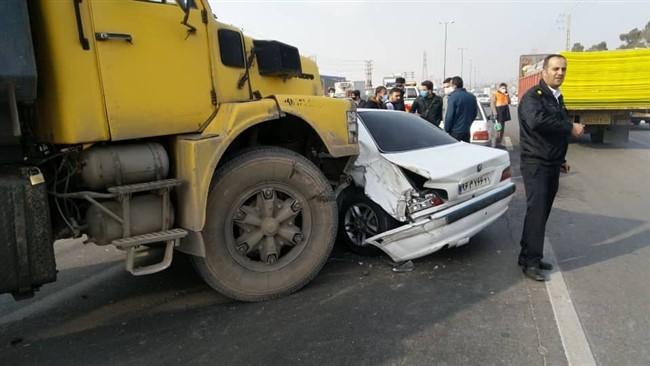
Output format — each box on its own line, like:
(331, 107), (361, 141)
(440, 100), (496, 146)
(338, 109), (515, 261)
(403, 86), (419, 112)
(518, 50), (650, 143)
(476, 93), (490, 104)
(510, 94), (518, 106)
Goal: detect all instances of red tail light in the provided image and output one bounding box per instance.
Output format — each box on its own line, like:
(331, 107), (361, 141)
(500, 166), (512, 181)
(405, 104), (412, 112)
(473, 130), (489, 141)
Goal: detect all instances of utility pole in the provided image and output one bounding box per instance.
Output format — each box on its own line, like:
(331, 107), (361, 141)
(566, 14), (571, 51)
(558, 13), (572, 51)
(438, 20), (454, 79)
(364, 60), (374, 95)
(422, 51), (428, 82)
(458, 47), (467, 80)
(469, 59), (473, 91)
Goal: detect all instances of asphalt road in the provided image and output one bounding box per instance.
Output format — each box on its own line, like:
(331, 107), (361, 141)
(1, 109), (649, 365)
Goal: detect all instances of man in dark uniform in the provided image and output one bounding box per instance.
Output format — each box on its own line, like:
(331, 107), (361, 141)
(518, 54), (585, 281)
(393, 77), (406, 111)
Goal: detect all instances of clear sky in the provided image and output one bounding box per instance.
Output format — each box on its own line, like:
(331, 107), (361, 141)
(208, 0), (650, 90)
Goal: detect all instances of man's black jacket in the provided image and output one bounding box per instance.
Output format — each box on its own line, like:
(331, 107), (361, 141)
(518, 79), (573, 166)
(410, 94), (443, 126)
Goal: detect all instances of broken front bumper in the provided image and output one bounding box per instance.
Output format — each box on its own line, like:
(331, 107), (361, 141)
(366, 182), (516, 262)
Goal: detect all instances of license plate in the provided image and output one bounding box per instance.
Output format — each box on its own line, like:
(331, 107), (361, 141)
(459, 173), (491, 194)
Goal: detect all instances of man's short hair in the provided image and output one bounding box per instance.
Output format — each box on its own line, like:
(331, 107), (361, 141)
(421, 80), (434, 91)
(375, 86), (387, 94)
(451, 76), (464, 89)
(389, 87), (401, 96)
(352, 90), (361, 98)
(542, 54), (566, 69)
(395, 77), (406, 84)
(499, 82), (507, 87)
(443, 77), (452, 84)
(328, 87), (335, 92)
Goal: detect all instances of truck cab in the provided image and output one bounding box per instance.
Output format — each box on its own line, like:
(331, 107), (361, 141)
(0, 0), (358, 302)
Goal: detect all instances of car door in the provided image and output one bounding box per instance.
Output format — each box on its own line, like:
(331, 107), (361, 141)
(88, 0), (214, 140)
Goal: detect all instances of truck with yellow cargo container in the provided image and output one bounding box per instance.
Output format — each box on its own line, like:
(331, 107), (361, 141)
(0, 0), (358, 301)
(518, 49), (650, 143)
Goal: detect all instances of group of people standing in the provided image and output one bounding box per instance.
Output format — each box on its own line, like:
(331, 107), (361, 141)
(347, 76), (487, 143)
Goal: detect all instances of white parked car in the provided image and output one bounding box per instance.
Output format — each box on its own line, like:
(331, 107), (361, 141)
(402, 86), (419, 112)
(338, 109), (516, 262)
(440, 100), (496, 146)
(476, 93), (490, 104)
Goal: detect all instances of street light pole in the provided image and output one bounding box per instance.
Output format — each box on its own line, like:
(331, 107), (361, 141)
(438, 20), (454, 79)
(458, 47), (467, 80)
(469, 59), (473, 91)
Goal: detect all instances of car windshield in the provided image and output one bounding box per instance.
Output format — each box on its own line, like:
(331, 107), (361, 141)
(358, 110), (457, 153)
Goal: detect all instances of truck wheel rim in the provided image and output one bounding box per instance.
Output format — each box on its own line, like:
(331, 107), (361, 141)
(344, 203), (379, 246)
(225, 183), (311, 272)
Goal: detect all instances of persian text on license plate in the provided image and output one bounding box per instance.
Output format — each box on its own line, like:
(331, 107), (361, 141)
(459, 173), (491, 194)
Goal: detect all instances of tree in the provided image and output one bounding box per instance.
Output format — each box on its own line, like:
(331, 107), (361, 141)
(618, 21), (649, 49)
(571, 42), (585, 52)
(587, 42), (608, 52)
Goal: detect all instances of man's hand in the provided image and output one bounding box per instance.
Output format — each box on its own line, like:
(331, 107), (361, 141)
(571, 123), (585, 138)
(560, 163), (570, 174)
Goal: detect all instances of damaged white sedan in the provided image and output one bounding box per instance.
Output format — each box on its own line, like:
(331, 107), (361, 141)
(338, 109), (516, 262)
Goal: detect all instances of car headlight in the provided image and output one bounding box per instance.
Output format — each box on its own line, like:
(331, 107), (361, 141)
(347, 111), (358, 144)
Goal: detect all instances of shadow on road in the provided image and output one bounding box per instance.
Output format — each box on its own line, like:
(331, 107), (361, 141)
(0, 191), (568, 365)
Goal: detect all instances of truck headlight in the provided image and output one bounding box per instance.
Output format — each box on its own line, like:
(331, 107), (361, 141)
(347, 111), (358, 144)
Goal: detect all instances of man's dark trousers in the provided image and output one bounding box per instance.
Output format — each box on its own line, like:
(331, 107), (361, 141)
(519, 163), (560, 266)
(450, 132), (470, 143)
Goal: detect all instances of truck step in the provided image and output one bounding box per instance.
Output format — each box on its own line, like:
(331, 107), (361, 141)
(112, 228), (187, 249)
(107, 178), (183, 195)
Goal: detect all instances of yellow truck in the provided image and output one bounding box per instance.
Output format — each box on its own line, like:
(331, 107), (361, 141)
(0, 0), (358, 301)
(518, 49), (650, 143)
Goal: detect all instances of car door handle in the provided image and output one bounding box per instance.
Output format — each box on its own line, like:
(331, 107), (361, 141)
(95, 32), (133, 44)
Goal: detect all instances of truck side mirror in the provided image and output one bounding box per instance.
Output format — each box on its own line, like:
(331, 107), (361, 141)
(177, 0), (192, 13)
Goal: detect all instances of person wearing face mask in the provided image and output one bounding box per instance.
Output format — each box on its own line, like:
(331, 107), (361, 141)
(327, 87), (335, 98)
(364, 86), (387, 109)
(441, 77), (452, 119)
(351, 89), (366, 108)
(409, 80), (443, 126)
(444, 76), (477, 142)
(384, 88), (403, 110)
(490, 82), (512, 145)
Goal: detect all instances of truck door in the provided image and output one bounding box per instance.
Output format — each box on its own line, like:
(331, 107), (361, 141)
(88, 0), (214, 140)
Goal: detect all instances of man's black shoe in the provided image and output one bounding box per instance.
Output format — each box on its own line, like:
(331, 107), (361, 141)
(522, 266), (546, 281)
(518, 259), (553, 271)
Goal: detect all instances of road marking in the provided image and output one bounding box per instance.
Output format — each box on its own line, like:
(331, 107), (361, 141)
(629, 136), (650, 148)
(504, 136), (513, 151)
(0, 263), (124, 326)
(544, 238), (597, 366)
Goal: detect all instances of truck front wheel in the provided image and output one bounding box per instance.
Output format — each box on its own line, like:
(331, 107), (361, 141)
(192, 147), (337, 301)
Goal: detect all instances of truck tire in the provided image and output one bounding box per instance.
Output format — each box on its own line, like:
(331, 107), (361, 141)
(192, 147), (337, 301)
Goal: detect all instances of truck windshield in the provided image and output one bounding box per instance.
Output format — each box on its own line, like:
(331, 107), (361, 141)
(358, 110), (457, 153)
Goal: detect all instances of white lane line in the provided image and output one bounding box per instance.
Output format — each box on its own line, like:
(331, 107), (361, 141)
(505, 136), (514, 151)
(629, 136), (650, 148)
(544, 238), (597, 366)
(0, 263), (124, 326)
